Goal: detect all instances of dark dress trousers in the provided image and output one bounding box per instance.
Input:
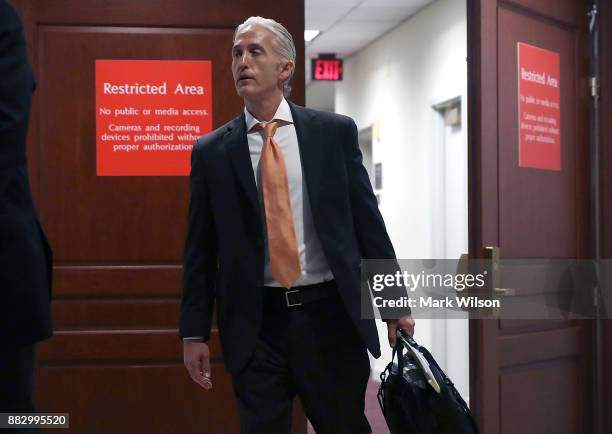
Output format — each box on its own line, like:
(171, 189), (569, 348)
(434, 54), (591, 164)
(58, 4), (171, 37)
(0, 0), (53, 420)
(180, 101), (406, 373)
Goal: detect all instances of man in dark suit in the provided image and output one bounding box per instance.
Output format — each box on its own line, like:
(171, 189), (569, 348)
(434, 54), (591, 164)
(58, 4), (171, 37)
(0, 0), (53, 423)
(180, 16), (414, 434)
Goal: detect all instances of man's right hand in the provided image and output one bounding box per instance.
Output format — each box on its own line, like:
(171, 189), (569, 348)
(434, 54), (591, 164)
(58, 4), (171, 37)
(183, 340), (213, 390)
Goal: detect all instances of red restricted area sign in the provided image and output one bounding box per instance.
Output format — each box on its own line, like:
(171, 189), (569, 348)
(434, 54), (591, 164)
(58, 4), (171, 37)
(96, 60), (212, 176)
(517, 43), (561, 171)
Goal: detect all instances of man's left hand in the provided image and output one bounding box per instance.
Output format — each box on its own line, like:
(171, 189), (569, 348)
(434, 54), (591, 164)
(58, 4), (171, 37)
(386, 316), (415, 347)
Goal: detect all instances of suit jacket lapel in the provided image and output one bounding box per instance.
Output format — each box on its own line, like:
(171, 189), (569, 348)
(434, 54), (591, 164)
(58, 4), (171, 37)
(290, 102), (323, 215)
(225, 113), (262, 222)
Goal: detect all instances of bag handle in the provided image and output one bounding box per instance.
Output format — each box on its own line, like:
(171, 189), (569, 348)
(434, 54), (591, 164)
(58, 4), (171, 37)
(395, 329), (408, 372)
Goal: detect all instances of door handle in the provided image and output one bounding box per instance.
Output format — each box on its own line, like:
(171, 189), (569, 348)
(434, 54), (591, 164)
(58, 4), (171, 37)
(484, 246), (515, 296)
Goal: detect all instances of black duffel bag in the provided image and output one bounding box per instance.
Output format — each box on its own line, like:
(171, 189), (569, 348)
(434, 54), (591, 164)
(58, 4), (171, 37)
(377, 330), (479, 434)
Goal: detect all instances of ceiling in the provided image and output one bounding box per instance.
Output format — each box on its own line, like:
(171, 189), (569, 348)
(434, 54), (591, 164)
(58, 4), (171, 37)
(305, 0), (435, 59)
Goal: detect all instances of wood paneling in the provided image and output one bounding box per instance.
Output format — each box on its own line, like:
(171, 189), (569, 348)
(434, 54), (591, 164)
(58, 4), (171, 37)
(37, 364), (240, 434)
(499, 324), (582, 366)
(498, 7), (578, 258)
(53, 266), (182, 298)
(52, 299), (180, 330)
(37, 331), (222, 363)
(498, 318), (572, 333)
(500, 0), (579, 27)
(500, 358), (578, 434)
(37, 26), (236, 263)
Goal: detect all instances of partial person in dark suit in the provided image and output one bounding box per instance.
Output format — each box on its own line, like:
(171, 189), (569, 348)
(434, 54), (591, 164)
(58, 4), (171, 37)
(0, 0), (53, 425)
(180, 16), (414, 434)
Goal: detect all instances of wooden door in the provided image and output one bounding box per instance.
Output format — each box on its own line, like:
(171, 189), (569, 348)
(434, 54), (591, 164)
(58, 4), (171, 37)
(467, 0), (595, 433)
(11, 1), (306, 433)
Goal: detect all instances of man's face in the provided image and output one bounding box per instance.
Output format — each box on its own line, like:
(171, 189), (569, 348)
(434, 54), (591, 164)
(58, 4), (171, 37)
(232, 25), (290, 101)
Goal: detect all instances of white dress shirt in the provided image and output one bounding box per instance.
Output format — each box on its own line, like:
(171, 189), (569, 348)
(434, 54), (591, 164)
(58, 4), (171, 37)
(245, 98), (334, 287)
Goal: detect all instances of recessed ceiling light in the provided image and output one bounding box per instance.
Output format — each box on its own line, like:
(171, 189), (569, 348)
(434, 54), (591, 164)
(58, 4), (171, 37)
(304, 30), (321, 42)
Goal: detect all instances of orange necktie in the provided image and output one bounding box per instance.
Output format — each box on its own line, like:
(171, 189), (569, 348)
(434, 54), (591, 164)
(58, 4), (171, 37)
(257, 120), (301, 288)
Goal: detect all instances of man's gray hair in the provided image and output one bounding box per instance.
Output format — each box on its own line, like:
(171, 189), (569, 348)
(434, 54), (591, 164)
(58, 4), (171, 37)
(234, 16), (296, 97)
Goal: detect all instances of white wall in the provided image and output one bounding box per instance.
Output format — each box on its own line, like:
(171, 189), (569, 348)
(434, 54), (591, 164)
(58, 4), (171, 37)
(305, 81), (336, 112)
(334, 0), (468, 398)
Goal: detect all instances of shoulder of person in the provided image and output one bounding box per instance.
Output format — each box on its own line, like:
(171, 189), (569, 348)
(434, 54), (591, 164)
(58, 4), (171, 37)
(289, 101), (355, 129)
(0, 1), (26, 58)
(0, 1), (17, 23)
(0, 1), (22, 35)
(193, 115), (240, 155)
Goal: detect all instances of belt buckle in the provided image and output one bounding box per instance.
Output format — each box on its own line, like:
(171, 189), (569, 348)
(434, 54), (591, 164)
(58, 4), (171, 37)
(285, 289), (302, 307)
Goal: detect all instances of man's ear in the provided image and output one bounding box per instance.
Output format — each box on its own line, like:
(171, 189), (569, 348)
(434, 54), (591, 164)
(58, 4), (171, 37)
(278, 60), (294, 82)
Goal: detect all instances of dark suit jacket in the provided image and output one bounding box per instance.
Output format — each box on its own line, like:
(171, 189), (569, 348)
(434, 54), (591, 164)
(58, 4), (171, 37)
(180, 101), (407, 373)
(0, 0), (53, 348)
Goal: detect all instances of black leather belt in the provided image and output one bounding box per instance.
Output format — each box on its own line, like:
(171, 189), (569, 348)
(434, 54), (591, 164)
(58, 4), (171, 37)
(264, 280), (337, 308)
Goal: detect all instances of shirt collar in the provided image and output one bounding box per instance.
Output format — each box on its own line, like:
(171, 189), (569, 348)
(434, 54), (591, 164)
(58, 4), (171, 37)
(244, 98), (293, 132)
